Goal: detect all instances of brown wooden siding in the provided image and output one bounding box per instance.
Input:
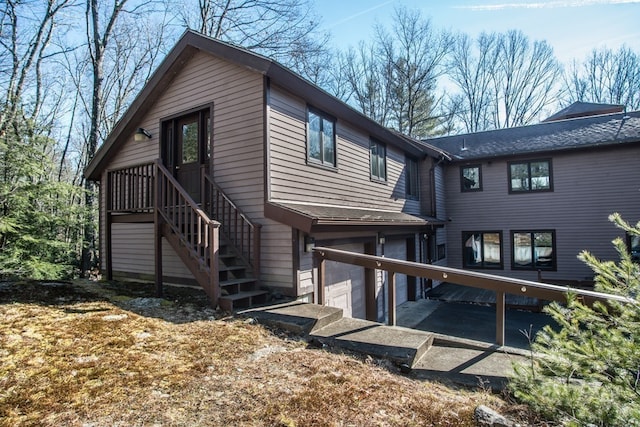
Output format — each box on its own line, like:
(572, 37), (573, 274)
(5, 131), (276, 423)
(268, 84), (419, 213)
(101, 50), (294, 291)
(111, 223), (192, 278)
(432, 164), (447, 285)
(443, 145), (640, 282)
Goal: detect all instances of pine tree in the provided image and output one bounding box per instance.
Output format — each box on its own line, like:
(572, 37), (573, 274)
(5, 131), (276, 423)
(0, 115), (83, 280)
(510, 213), (640, 426)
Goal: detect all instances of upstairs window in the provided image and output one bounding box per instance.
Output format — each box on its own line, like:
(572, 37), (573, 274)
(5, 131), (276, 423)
(370, 140), (387, 182)
(628, 234), (640, 262)
(405, 157), (419, 199)
(463, 231), (503, 269)
(509, 159), (552, 192)
(307, 108), (336, 167)
(461, 165), (482, 192)
(512, 231), (556, 270)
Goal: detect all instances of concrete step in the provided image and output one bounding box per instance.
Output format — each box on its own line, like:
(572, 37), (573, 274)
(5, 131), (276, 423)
(311, 317), (434, 368)
(239, 301), (344, 335)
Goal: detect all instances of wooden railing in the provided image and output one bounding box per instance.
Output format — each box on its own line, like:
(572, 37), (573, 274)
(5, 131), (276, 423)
(105, 160), (261, 304)
(202, 173), (261, 274)
(313, 246), (632, 346)
(107, 163), (155, 212)
(155, 161), (220, 303)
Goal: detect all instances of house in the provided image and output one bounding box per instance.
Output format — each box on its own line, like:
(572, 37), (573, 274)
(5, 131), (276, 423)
(84, 30), (449, 320)
(425, 103), (640, 285)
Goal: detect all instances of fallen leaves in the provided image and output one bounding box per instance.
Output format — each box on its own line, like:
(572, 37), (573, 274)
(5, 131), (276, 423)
(0, 281), (507, 426)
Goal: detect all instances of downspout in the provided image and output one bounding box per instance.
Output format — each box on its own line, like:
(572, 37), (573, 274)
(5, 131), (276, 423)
(429, 155), (446, 218)
(425, 156), (446, 296)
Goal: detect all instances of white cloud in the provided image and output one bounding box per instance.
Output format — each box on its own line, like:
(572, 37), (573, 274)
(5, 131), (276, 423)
(456, 0), (640, 11)
(326, 0), (395, 28)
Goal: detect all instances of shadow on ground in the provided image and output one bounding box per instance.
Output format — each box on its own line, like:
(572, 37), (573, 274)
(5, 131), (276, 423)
(0, 280), (218, 324)
(414, 301), (555, 349)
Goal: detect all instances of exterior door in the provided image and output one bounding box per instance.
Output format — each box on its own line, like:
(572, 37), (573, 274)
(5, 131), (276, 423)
(325, 243), (366, 319)
(162, 108), (211, 204)
(176, 114), (201, 202)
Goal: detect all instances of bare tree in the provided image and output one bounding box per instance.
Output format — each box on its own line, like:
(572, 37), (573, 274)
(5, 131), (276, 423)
(0, 0), (75, 137)
(342, 42), (392, 126)
(492, 30), (563, 128)
(80, 0), (170, 275)
(564, 46), (640, 110)
(446, 30), (563, 131)
(376, 7), (451, 137)
(340, 7), (451, 138)
(447, 32), (499, 133)
(178, 0), (330, 84)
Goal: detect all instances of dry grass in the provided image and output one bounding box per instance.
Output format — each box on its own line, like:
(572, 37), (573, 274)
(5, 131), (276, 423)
(0, 281), (515, 426)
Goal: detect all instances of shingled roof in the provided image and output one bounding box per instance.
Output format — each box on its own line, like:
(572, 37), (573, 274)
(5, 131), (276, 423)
(425, 109), (640, 161)
(542, 101), (624, 122)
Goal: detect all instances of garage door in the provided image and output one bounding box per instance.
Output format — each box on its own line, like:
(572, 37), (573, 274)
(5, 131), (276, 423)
(324, 243), (365, 319)
(384, 240), (408, 306)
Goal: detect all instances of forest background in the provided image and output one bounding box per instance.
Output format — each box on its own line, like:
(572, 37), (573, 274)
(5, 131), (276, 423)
(1, 0), (639, 279)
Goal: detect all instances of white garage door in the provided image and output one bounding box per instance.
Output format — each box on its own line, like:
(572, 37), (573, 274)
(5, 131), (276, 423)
(384, 240), (408, 306)
(324, 243), (365, 319)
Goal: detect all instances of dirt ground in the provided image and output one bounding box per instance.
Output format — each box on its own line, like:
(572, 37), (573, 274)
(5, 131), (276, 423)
(0, 280), (540, 426)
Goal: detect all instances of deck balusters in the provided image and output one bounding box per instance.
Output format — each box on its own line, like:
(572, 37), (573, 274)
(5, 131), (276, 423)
(202, 174), (261, 276)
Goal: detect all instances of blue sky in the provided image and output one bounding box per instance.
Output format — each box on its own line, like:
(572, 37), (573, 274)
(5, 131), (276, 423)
(317, 0), (640, 65)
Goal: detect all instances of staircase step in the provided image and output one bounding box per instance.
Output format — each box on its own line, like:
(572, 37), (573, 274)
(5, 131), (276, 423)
(220, 278), (256, 288)
(219, 265), (246, 272)
(219, 290), (269, 311)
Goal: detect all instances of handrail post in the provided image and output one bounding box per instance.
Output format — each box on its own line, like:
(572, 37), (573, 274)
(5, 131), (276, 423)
(388, 271), (396, 326)
(253, 223), (261, 278)
(315, 251), (325, 305)
(154, 162), (163, 298)
(496, 290), (505, 346)
(209, 222), (220, 307)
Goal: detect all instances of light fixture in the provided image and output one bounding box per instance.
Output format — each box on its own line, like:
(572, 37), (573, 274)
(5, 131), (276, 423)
(304, 235), (315, 253)
(135, 127), (152, 141)
(377, 233), (385, 245)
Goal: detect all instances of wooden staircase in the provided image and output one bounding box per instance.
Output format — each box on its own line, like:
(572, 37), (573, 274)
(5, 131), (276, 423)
(154, 161), (267, 311)
(217, 239), (268, 311)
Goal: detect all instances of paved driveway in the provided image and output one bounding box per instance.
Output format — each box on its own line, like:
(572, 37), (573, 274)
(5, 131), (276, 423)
(413, 301), (555, 349)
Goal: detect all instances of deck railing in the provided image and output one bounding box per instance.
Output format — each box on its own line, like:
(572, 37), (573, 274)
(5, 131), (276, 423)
(202, 173), (261, 274)
(107, 163), (155, 213)
(313, 246), (632, 346)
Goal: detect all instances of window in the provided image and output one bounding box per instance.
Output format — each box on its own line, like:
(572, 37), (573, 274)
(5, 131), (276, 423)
(437, 244), (446, 261)
(161, 107), (211, 170)
(461, 165), (482, 191)
(180, 116), (199, 164)
(628, 234), (640, 262)
(463, 232), (502, 269)
(509, 159), (552, 192)
(512, 231), (556, 270)
(406, 157), (419, 199)
(370, 140), (387, 181)
(307, 108), (336, 167)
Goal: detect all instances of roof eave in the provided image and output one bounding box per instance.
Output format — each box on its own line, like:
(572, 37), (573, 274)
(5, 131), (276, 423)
(86, 30), (445, 181)
(265, 201), (445, 234)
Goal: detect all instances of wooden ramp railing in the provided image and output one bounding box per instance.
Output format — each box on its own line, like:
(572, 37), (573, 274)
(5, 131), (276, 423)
(313, 246), (632, 346)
